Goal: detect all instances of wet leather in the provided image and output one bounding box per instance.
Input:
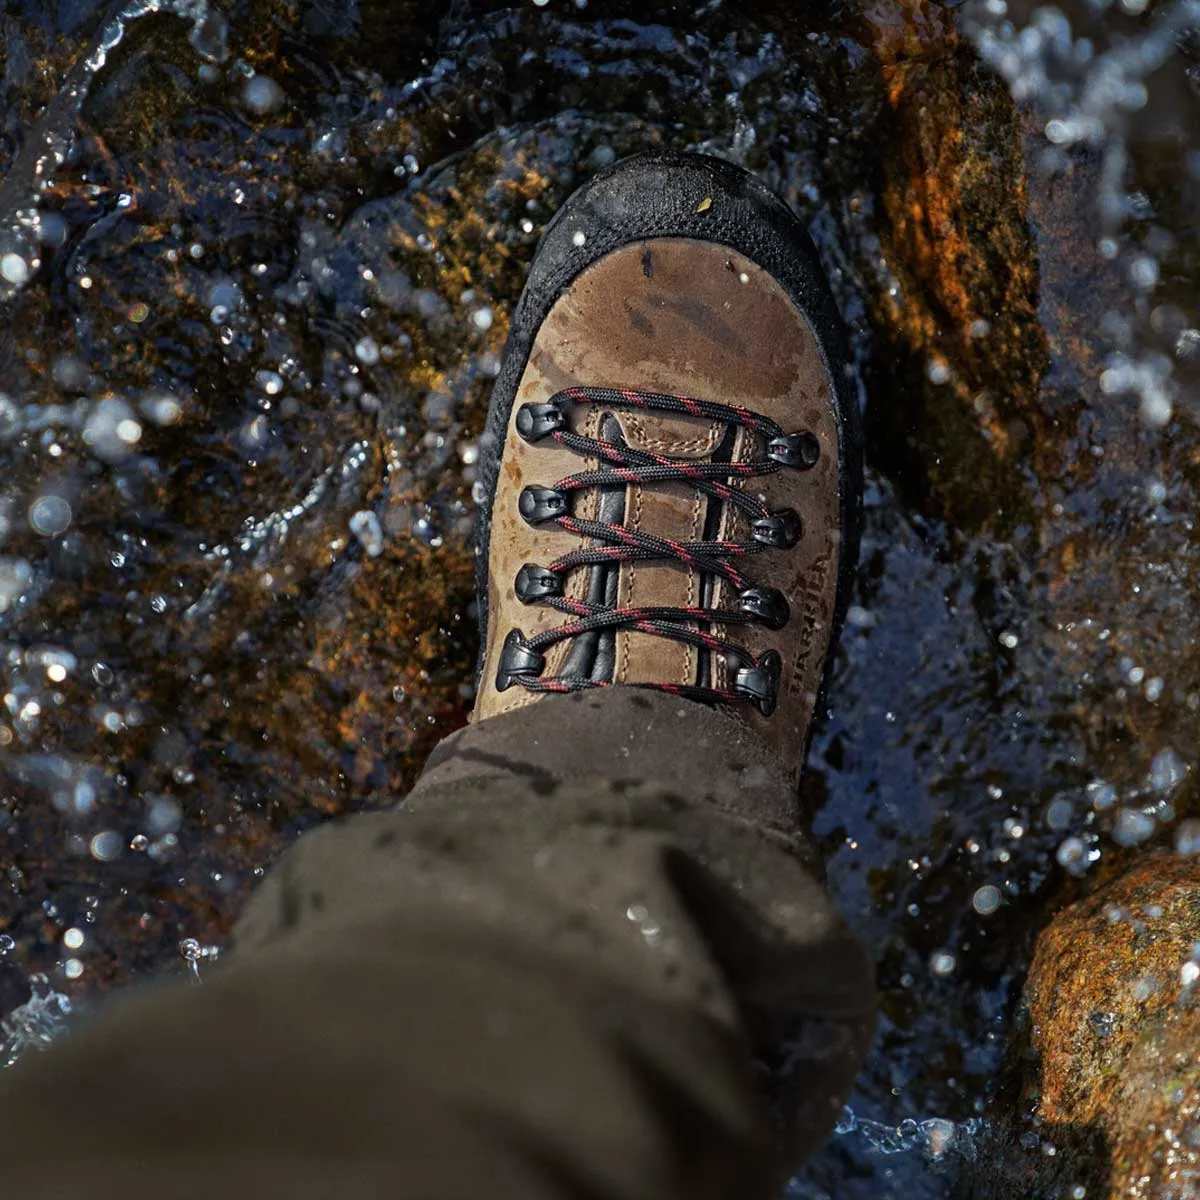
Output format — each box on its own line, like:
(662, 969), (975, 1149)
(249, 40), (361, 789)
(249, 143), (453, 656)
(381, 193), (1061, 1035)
(475, 239), (843, 782)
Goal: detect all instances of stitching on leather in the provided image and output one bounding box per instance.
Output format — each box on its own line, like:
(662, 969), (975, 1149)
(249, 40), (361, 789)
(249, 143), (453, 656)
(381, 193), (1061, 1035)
(550, 406), (601, 678)
(687, 485), (702, 687)
(623, 413), (720, 455)
(619, 483), (643, 686)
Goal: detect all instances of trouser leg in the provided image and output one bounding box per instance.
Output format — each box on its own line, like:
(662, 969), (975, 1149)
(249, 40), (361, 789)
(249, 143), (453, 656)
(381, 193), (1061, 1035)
(0, 690), (874, 1199)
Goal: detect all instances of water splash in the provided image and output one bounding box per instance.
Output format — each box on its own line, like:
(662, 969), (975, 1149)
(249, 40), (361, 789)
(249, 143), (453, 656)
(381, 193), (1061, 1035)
(963, 0), (1200, 428)
(178, 936), (220, 983)
(0, 0), (230, 303)
(833, 1105), (986, 1161)
(1, 976), (73, 1069)
(182, 439), (374, 622)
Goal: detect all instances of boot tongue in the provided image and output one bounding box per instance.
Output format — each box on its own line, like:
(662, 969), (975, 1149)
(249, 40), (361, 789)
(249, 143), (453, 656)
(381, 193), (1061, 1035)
(616, 396), (730, 694)
(558, 403), (731, 691)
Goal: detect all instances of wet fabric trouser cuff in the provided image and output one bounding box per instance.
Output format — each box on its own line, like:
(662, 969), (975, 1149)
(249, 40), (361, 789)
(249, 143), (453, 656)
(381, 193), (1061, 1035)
(0, 690), (875, 1200)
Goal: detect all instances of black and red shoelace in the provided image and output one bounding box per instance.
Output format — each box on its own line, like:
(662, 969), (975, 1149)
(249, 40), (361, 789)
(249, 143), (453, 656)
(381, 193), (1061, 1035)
(495, 385), (820, 715)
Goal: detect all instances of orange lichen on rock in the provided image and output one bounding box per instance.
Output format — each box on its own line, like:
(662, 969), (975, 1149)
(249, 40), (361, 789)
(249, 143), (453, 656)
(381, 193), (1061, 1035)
(986, 859), (1200, 1200)
(863, 0), (1052, 530)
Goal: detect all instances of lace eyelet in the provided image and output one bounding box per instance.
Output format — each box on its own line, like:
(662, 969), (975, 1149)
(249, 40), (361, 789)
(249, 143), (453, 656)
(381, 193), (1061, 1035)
(737, 587), (790, 630)
(767, 432), (820, 469)
(495, 629), (545, 692)
(733, 650), (782, 717)
(515, 564), (563, 603)
(516, 401), (567, 443)
(518, 486), (568, 525)
(751, 509), (802, 549)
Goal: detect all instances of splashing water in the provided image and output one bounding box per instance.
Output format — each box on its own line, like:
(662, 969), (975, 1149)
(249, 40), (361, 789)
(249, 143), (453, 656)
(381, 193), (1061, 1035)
(0, 0), (228, 304)
(1, 2), (1200, 1196)
(964, 0), (1200, 428)
(1, 976), (73, 1069)
(178, 936), (220, 982)
(833, 1105), (986, 1161)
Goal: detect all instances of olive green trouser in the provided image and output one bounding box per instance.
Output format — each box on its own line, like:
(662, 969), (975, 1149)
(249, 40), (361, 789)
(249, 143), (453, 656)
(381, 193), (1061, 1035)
(0, 690), (874, 1199)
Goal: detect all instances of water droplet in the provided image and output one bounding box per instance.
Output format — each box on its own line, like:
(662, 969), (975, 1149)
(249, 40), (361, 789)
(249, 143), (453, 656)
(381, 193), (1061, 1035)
(84, 396), (142, 462)
(349, 510), (384, 557)
(241, 74), (286, 114)
(1, 253), (30, 285)
(1086, 779), (1116, 810)
(88, 831), (123, 862)
(38, 212), (67, 248)
(51, 355), (89, 392)
(28, 494), (72, 537)
(116, 418), (142, 445)
(1175, 820), (1200, 856)
(1133, 974), (1159, 1001)
(255, 370), (284, 396)
(1150, 748), (1187, 792)
(1112, 808), (1156, 847)
(139, 390), (183, 426)
(930, 950), (956, 977)
(1045, 796), (1073, 831)
(147, 797), (182, 836)
(1141, 392), (1173, 427)
(972, 885), (1002, 915)
(1056, 836), (1089, 873)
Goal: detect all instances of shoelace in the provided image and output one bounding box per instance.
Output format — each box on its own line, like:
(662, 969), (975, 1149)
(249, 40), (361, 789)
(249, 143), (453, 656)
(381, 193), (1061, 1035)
(496, 385), (820, 714)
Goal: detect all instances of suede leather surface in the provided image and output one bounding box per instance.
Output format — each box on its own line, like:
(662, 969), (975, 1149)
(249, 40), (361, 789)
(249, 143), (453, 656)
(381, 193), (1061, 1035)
(475, 152), (862, 780)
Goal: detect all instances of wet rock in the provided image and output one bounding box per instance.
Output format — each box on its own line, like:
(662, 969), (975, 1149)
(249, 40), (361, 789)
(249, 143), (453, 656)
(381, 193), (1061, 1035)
(0, 0), (896, 1009)
(980, 858), (1200, 1200)
(865, 0), (1052, 533)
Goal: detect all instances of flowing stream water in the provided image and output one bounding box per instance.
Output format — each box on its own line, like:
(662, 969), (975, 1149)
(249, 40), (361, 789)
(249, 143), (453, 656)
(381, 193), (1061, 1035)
(1, 0), (1198, 1195)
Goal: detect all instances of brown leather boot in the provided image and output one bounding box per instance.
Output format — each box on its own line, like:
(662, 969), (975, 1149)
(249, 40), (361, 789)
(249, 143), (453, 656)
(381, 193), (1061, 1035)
(473, 151), (862, 783)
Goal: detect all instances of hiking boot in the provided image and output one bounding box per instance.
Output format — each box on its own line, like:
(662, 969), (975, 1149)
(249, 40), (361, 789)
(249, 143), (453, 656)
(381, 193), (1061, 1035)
(472, 150), (862, 782)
